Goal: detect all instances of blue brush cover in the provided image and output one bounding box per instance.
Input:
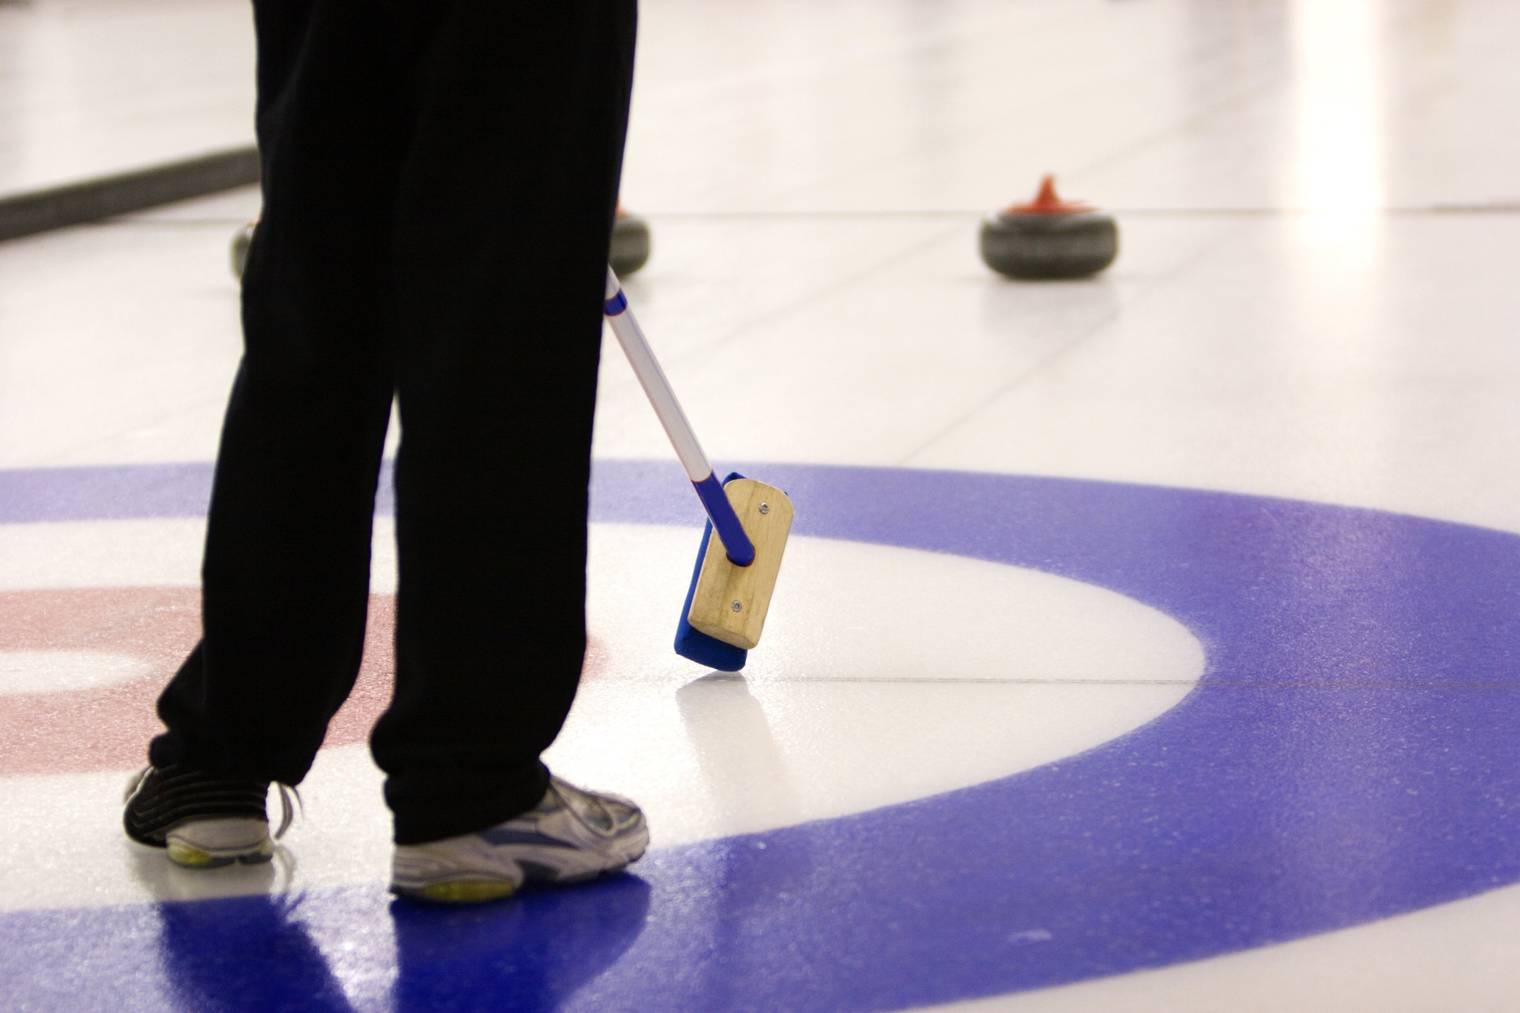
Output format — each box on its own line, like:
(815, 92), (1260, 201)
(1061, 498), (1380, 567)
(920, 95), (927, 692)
(673, 473), (749, 672)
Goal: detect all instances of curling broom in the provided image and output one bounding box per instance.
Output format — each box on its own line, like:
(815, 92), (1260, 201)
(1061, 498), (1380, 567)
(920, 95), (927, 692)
(603, 267), (793, 671)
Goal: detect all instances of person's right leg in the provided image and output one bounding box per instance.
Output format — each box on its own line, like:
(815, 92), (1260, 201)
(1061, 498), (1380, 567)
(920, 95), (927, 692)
(127, 0), (405, 865)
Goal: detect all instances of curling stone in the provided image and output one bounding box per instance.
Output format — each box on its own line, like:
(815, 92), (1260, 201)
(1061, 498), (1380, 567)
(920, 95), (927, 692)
(610, 204), (651, 276)
(231, 219), (256, 280)
(979, 176), (1117, 280)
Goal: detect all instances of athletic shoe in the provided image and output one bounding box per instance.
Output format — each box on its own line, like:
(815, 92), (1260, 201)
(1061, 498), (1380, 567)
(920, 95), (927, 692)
(123, 765), (297, 868)
(390, 775), (649, 903)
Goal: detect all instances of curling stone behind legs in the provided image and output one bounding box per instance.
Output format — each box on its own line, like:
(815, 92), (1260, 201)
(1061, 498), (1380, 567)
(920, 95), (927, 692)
(610, 204), (651, 276)
(980, 176), (1118, 280)
(231, 219), (257, 280)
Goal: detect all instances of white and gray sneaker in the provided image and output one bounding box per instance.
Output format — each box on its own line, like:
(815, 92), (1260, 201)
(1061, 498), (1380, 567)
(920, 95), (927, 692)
(390, 776), (649, 904)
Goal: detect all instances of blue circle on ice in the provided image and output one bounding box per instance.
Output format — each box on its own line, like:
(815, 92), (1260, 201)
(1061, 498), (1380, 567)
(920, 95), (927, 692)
(1, 459), (1518, 1010)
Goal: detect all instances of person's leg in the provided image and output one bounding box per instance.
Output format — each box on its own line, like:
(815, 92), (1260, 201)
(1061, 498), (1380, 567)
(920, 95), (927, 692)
(147, 0), (405, 786)
(370, 1), (638, 846)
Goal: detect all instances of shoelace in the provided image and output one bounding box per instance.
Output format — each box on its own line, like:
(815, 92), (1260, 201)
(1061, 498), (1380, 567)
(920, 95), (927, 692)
(272, 782), (302, 840)
(124, 767), (303, 840)
(548, 776), (617, 833)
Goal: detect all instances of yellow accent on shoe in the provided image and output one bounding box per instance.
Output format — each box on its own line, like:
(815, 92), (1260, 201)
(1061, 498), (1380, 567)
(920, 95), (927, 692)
(166, 841), (218, 867)
(166, 837), (273, 868)
(417, 880), (518, 904)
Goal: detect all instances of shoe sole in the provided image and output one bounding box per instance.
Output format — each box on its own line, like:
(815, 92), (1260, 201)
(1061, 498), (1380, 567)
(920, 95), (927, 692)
(390, 844), (648, 904)
(167, 837), (275, 869)
(395, 879), (522, 904)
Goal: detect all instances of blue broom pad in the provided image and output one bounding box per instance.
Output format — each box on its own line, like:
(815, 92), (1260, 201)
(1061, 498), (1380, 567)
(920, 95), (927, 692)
(673, 474), (749, 672)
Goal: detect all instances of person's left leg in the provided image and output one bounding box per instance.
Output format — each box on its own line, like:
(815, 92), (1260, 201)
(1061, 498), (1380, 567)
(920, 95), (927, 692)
(372, 0), (638, 847)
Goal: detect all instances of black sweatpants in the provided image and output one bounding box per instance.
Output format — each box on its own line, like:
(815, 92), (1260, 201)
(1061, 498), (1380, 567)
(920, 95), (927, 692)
(149, 0), (638, 844)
